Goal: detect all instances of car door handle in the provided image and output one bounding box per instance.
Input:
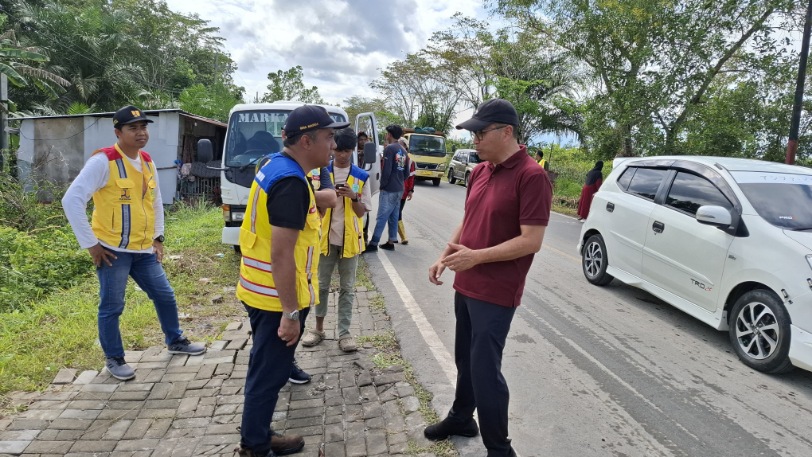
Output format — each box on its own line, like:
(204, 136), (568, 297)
(606, 202), (615, 212)
(652, 221), (665, 233)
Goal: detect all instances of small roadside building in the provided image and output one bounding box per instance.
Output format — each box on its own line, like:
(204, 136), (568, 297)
(15, 109), (226, 203)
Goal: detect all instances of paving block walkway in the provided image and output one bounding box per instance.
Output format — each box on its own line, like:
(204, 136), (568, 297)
(0, 288), (439, 456)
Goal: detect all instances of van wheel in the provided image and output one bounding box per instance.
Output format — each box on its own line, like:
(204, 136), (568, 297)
(729, 290), (793, 373)
(582, 234), (613, 286)
(448, 169), (457, 184)
(463, 172), (470, 187)
(432, 178), (441, 186)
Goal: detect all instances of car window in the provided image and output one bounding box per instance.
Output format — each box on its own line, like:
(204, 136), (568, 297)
(616, 167), (635, 190)
(665, 172), (733, 216)
(626, 167), (668, 201)
(734, 171), (812, 230)
(469, 153), (481, 164)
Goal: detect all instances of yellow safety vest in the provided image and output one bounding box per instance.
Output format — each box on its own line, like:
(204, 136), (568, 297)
(90, 144), (157, 250)
(321, 165), (368, 258)
(236, 154), (321, 311)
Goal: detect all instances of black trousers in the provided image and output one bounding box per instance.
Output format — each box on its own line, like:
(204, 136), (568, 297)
(450, 292), (516, 456)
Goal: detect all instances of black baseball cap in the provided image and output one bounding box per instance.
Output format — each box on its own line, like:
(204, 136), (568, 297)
(456, 98), (519, 131)
(113, 105), (154, 128)
(283, 105), (349, 138)
(385, 124), (403, 139)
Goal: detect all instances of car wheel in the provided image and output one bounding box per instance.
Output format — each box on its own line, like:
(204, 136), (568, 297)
(582, 234), (613, 286)
(728, 289), (793, 373)
(432, 178), (441, 186)
(463, 172), (470, 187)
(448, 169), (457, 184)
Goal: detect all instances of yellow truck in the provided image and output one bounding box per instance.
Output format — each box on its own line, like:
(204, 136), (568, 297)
(402, 127), (447, 186)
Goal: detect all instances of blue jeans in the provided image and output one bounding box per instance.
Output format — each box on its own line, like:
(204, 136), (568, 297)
(96, 250), (183, 359)
(241, 305), (310, 453)
(370, 190), (401, 245)
(450, 292), (516, 456)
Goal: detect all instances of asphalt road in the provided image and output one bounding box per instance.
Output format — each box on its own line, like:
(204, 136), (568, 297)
(362, 180), (812, 457)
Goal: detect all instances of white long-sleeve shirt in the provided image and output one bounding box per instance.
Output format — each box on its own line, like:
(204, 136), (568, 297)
(62, 152), (164, 253)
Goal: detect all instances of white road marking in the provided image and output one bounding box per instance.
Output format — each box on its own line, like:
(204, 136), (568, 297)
(377, 251), (458, 387)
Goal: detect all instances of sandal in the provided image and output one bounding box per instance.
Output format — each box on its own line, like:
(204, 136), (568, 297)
(338, 335), (358, 352)
(301, 329), (325, 347)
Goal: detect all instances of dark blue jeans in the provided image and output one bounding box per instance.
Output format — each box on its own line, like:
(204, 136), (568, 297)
(450, 292), (516, 457)
(96, 250), (183, 359)
(241, 304), (309, 452)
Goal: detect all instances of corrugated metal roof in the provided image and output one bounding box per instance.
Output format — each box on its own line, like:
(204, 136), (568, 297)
(12, 109), (226, 128)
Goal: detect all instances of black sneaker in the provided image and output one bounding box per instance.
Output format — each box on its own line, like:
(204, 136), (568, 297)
(380, 242), (395, 251)
(105, 357), (135, 381)
(167, 337), (207, 355)
(289, 359), (311, 384)
(424, 416), (479, 441)
(365, 243), (378, 252)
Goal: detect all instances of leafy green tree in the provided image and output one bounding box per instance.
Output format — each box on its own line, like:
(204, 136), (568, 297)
(262, 66), (324, 104)
(179, 83), (241, 122)
(495, 0), (802, 157)
(371, 53), (460, 132)
(5, 0), (240, 114)
(340, 95), (403, 128)
(0, 15), (69, 99)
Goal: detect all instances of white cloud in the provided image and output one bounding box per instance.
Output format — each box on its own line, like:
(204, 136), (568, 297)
(165, 0), (485, 108)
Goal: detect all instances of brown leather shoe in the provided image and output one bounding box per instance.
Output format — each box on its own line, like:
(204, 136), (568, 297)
(270, 432), (304, 455)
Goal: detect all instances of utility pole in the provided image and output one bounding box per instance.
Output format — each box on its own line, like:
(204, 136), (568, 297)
(0, 73), (8, 171)
(786, 0), (812, 165)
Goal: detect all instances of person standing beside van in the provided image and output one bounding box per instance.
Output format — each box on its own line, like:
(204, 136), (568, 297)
(397, 136), (416, 245)
(366, 124), (408, 252)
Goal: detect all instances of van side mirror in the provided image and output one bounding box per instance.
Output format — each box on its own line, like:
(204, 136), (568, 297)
(197, 139), (213, 163)
(363, 142), (377, 164)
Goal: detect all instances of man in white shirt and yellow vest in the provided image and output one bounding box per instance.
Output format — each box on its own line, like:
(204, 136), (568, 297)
(300, 128), (371, 352)
(236, 105), (348, 457)
(62, 105), (206, 382)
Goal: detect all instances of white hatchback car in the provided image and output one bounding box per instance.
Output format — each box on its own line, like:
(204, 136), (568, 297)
(577, 156), (812, 374)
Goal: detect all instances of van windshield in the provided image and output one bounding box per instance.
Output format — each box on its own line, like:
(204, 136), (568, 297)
(733, 172), (812, 230)
(224, 110), (347, 167)
(409, 134), (446, 157)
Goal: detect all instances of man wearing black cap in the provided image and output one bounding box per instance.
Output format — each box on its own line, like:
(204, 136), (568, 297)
(424, 99), (552, 456)
(366, 124), (409, 251)
(62, 105), (206, 382)
(235, 105), (349, 457)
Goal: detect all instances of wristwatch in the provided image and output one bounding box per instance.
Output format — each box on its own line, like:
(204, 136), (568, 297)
(351, 194), (360, 202)
(282, 309), (300, 321)
(154, 235), (165, 243)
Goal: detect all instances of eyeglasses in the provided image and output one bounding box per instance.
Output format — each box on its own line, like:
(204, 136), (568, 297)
(474, 125), (507, 141)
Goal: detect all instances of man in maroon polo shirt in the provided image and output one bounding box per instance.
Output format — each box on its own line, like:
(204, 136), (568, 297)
(424, 99), (552, 456)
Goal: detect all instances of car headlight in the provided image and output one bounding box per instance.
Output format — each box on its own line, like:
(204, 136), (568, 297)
(232, 211), (245, 222)
(436, 163), (446, 171)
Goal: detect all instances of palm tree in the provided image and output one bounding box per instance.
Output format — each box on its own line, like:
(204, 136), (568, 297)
(0, 28), (70, 103)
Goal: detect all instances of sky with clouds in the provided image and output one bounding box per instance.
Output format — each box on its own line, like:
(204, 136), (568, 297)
(165, 0), (488, 109)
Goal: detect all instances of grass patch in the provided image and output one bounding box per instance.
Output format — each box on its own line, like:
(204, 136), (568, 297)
(369, 293), (386, 311)
(0, 203), (244, 415)
(357, 329), (457, 457)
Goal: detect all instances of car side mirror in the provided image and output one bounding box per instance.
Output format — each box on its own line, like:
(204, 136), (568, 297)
(197, 139), (213, 163)
(363, 142), (377, 164)
(696, 205), (732, 227)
